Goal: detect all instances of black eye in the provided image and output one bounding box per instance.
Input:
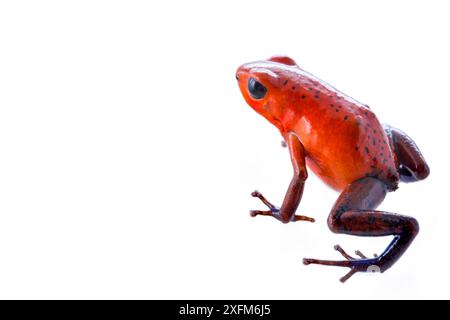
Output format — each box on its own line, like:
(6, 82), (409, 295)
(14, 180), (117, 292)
(247, 77), (267, 100)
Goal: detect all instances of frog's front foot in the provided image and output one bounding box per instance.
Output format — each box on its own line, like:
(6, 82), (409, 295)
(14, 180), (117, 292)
(303, 244), (382, 283)
(250, 190), (315, 223)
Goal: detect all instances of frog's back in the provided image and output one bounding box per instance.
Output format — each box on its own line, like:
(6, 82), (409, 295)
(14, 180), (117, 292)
(290, 74), (399, 191)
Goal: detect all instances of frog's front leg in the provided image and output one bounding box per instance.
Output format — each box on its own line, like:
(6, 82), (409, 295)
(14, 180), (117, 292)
(303, 177), (419, 282)
(250, 133), (315, 224)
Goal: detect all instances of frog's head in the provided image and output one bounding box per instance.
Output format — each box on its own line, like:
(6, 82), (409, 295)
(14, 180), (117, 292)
(236, 55), (299, 129)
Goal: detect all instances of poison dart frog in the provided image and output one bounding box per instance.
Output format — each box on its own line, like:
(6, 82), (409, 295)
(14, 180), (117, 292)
(236, 55), (430, 282)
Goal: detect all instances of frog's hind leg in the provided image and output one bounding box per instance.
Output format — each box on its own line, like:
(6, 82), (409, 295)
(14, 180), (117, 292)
(384, 124), (430, 183)
(303, 177), (419, 282)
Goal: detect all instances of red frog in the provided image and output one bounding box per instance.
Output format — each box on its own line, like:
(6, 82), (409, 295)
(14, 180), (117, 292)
(236, 55), (430, 282)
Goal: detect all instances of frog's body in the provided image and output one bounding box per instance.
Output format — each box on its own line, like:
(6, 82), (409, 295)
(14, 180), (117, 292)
(236, 56), (429, 282)
(238, 60), (399, 192)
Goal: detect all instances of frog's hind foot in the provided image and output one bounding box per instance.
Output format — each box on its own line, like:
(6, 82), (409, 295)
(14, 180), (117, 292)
(303, 246), (382, 283)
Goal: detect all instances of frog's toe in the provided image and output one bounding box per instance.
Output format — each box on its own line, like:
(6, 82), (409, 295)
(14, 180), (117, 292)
(250, 190), (277, 210)
(249, 210), (271, 217)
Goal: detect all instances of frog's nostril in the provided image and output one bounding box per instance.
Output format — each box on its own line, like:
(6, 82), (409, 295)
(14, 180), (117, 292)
(236, 74), (240, 81)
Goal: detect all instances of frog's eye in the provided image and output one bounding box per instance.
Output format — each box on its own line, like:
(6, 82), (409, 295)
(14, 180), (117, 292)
(247, 77), (267, 100)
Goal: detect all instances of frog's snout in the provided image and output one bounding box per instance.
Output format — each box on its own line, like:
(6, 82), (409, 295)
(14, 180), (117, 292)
(235, 66), (246, 83)
(236, 64), (252, 87)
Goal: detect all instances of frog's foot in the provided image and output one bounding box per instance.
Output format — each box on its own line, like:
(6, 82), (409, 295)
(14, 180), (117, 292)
(250, 190), (315, 223)
(303, 245), (381, 283)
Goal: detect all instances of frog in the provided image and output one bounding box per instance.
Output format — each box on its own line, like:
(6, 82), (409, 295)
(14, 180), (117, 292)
(236, 55), (430, 282)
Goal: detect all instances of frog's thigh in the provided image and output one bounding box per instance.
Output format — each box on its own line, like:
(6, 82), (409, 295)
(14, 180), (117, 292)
(383, 124), (430, 182)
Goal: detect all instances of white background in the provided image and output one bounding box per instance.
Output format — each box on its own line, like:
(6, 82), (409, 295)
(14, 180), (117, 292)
(0, 0), (449, 299)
